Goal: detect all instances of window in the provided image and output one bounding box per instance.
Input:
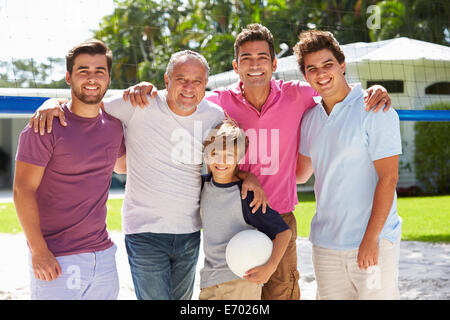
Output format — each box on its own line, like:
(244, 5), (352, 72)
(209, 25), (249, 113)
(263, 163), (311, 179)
(425, 82), (450, 95)
(367, 80), (404, 93)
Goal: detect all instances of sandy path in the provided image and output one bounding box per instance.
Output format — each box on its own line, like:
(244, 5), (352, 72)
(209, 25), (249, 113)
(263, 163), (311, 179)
(0, 232), (448, 300)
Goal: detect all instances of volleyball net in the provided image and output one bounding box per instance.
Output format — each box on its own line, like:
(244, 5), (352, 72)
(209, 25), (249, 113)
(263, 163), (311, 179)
(0, 94), (449, 121)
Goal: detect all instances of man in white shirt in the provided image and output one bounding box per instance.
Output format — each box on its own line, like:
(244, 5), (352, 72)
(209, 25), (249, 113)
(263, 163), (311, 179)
(103, 51), (224, 300)
(295, 31), (402, 299)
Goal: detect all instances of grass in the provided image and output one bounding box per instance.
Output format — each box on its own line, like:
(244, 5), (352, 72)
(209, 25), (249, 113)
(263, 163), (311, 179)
(294, 192), (450, 243)
(0, 203), (22, 234)
(0, 200), (125, 234)
(1, 194), (449, 243)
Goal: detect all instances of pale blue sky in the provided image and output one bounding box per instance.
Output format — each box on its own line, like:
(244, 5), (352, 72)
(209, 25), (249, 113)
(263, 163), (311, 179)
(0, 0), (115, 61)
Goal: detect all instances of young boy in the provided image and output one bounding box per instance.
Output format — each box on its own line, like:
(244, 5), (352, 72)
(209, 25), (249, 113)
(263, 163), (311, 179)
(199, 119), (292, 300)
(294, 31), (402, 299)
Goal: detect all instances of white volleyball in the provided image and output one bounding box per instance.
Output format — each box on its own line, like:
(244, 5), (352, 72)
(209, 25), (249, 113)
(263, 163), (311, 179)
(225, 229), (273, 278)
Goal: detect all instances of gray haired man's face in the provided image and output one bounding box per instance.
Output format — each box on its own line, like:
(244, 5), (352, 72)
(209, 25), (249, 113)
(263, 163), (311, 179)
(164, 58), (207, 113)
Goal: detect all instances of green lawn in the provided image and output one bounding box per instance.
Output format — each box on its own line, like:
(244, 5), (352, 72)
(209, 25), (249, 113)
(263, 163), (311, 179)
(294, 193), (450, 243)
(1, 194), (449, 243)
(0, 200), (125, 234)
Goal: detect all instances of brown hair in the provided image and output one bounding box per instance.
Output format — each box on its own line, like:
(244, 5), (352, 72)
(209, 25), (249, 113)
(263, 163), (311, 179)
(293, 30), (345, 75)
(234, 24), (275, 62)
(66, 39), (113, 75)
(203, 119), (249, 168)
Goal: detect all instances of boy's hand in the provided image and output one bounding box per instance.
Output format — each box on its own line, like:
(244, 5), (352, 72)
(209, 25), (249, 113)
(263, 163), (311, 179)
(357, 237), (379, 270)
(243, 262), (276, 285)
(241, 173), (269, 214)
(123, 82), (158, 108)
(364, 85), (391, 112)
(29, 98), (67, 135)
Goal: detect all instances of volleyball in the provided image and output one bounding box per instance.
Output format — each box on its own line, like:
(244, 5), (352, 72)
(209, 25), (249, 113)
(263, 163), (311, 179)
(225, 229), (273, 278)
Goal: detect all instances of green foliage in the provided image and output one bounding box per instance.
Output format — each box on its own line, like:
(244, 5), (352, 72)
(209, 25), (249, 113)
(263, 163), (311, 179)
(1, 0), (448, 89)
(369, 0), (407, 41)
(92, 0), (379, 88)
(369, 0), (450, 44)
(90, 0), (449, 90)
(414, 103), (450, 194)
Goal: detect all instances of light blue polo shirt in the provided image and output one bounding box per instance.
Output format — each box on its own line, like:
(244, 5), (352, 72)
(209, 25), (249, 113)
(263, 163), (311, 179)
(299, 84), (402, 251)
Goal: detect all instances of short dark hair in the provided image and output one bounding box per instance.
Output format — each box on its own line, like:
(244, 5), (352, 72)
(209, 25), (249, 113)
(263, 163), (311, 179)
(234, 24), (275, 62)
(293, 30), (345, 75)
(66, 39), (113, 75)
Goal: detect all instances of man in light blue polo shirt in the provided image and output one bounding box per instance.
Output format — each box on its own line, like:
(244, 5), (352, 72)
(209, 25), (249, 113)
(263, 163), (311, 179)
(294, 30), (402, 299)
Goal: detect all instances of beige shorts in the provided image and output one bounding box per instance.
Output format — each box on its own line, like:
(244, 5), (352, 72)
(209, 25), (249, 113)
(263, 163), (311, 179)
(261, 212), (300, 300)
(312, 238), (400, 300)
(199, 278), (262, 300)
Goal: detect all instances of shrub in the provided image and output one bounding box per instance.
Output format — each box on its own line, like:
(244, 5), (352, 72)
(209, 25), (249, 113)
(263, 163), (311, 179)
(414, 103), (450, 194)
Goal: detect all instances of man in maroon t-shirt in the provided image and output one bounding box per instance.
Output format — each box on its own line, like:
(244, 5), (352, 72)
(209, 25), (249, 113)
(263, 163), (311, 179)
(13, 40), (126, 300)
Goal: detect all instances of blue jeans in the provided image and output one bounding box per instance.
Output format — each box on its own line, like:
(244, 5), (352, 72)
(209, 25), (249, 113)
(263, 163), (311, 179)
(125, 231), (200, 300)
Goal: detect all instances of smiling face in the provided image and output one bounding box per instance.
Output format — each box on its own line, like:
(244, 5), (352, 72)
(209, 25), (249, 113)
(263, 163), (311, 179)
(66, 53), (110, 105)
(303, 49), (347, 100)
(164, 57), (207, 115)
(206, 146), (239, 183)
(233, 40), (277, 90)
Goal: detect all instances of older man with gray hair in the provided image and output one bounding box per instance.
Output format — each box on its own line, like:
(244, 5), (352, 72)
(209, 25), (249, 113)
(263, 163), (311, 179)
(29, 49), (267, 300)
(104, 49), (224, 300)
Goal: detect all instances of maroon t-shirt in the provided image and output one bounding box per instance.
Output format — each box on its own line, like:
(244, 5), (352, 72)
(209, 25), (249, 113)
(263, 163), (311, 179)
(16, 104), (125, 257)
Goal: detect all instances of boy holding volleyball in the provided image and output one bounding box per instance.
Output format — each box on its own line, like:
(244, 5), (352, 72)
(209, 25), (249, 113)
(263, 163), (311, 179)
(199, 119), (291, 300)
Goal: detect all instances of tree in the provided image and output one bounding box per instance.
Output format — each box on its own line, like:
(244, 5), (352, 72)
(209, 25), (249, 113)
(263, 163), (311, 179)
(369, 0), (450, 45)
(93, 0), (194, 89)
(87, 0), (449, 88)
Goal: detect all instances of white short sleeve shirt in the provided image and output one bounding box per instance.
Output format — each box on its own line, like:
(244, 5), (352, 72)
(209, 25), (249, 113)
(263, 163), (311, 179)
(299, 84), (402, 250)
(103, 90), (225, 234)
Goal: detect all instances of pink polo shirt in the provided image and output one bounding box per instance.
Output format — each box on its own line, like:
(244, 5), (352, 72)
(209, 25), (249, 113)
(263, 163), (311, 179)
(206, 79), (318, 214)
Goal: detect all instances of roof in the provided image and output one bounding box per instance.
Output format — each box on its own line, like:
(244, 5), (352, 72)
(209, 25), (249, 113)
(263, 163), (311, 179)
(342, 37), (450, 62)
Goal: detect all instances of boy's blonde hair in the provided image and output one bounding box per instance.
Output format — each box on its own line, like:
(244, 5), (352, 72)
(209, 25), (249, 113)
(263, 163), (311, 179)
(203, 119), (249, 165)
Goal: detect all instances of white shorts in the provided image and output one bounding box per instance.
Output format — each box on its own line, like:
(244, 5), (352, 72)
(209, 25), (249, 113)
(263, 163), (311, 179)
(312, 238), (400, 300)
(29, 244), (119, 300)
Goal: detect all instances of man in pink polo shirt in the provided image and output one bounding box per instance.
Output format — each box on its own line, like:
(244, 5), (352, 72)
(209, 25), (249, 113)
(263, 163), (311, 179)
(204, 30), (317, 300)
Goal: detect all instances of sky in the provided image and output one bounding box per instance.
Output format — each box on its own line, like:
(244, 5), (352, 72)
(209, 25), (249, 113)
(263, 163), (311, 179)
(0, 0), (115, 61)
